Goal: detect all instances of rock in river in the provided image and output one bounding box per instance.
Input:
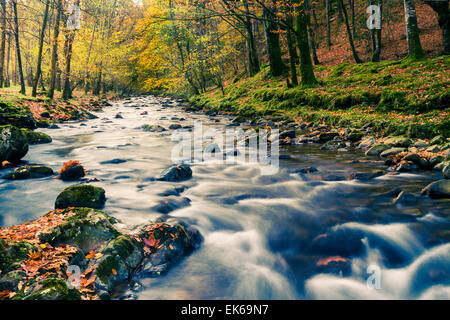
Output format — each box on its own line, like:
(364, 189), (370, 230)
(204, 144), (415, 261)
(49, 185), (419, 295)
(0, 125), (29, 163)
(422, 180), (450, 199)
(365, 144), (390, 157)
(157, 164), (192, 182)
(59, 161), (86, 181)
(55, 185), (106, 209)
(21, 129), (52, 145)
(3, 165), (54, 180)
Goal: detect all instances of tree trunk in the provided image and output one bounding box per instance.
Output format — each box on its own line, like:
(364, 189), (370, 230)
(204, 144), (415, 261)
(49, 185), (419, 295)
(62, 31), (75, 100)
(244, 3), (260, 76)
(326, 0), (331, 48)
(294, 1), (317, 86)
(338, 0), (363, 63)
(0, 0), (6, 88)
(424, 1), (450, 55)
(286, 18), (298, 86)
(48, 0), (62, 99)
(350, 0), (356, 38)
(4, 28), (10, 87)
(403, 0), (425, 59)
(263, 7), (285, 76)
(305, 0), (320, 65)
(32, 0), (50, 97)
(12, 0), (25, 94)
(337, 0), (344, 23)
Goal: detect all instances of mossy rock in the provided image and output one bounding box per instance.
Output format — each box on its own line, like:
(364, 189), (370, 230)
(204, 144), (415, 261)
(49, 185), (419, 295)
(0, 125), (29, 163)
(0, 101), (36, 129)
(55, 185), (106, 210)
(38, 207), (120, 252)
(365, 144), (390, 157)
(138, 219), (203, 276)
(94, 236), (144, 293)
(139, 124), (167, 132)
(0, 270), (26, 291)
(0, 240), (36, 274)
(348, 130), (364, 142)
(13, 277), (81, 300)
(422, 180), (450, 199)
(3, 165), (54, 180)
(21, 128), (52, 145)
(383, 136), (412, 148)
(430, 135), (446, 146)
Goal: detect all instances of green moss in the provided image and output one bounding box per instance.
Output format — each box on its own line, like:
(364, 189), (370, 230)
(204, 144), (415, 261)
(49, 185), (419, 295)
(3, 165), (54, 180)
(21, 128), (52, 144)
(55, 185), (106, 210)
(0, 240), (36, 273)
(13, 277), (81, 300)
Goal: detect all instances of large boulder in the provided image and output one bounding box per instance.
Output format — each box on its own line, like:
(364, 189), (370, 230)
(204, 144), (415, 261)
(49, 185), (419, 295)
(157, 164), (192, 182)
(422, 180), (450, 199)
(0, 125), (29, 163)
(55, 185), (106, 209)
(3, 165), (54, 180)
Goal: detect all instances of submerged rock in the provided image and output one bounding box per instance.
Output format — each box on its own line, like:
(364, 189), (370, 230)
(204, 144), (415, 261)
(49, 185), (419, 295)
(151, 197), (191, 214)
(422, 180), (450, 199)
(0, 125), (29, 163)
(393, 191), (417, 205)
(140, 124), (167, 132)
(320, 140), (346, 151)
(351, 171), (384, 181)
(3, 165), (54, 180)
(157, 164), (192, 182)
(21, 129), (52, 145)
(55, 185), (106, 209)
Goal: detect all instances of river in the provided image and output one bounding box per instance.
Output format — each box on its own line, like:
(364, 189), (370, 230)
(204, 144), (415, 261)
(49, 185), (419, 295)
(0, 96), (449, 300)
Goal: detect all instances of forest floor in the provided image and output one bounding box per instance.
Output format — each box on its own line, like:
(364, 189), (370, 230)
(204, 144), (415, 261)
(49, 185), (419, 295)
(190, 56), (450, 140)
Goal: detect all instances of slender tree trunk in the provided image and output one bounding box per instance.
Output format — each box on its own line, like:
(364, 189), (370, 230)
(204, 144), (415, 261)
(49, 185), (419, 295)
(337, 0), (344, 23)
(263, 6), (285, 76)
(326, 0), (331, 48)
(338, 0), (363, 63)
(84, 26), (95, 92)
(5, 28), (10, 87)
(369, 0), (377, 52)
(403, 0), (425, 59)
(48, 0), (62, 99)
(305, 0), (320, 65)
(350, 0), (356, 38)
(294, 1), (317, 86)
(32, 0), (50, 97)
(424, 1), (450, 55)
(286, 18), (298, 86)
(12, 0), (25, 94)
(62, 31), (75, 100)
(244, 2), (260, 76)
(0, 0), (6, 88)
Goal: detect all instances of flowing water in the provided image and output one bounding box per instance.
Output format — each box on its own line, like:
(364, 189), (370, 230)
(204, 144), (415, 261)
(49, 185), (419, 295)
(1, 96), (449, 300)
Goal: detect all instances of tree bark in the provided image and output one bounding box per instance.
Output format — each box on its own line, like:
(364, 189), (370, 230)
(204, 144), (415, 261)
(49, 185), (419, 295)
(32, 0), (50, 97)
(424, 1), (450, 55)
(305, 0), (320, 65)
(0, 0), (6, 88)
(12, 0), (25, 94)
(294, 1), (317, 86)
(263, 6), (285, 76)
(325, 0), (331, 49)
(48, 0), (62, 99)
(244, 2), (260, 76)
(286, 17), (298, 86)
(403, 0), (425, 59)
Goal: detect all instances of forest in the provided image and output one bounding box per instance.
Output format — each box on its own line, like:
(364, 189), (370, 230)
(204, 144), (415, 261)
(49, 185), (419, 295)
(0, 0), (449, 302)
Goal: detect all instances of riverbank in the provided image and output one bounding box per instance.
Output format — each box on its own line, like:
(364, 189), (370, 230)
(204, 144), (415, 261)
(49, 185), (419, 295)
(189, 56), (449, 140)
